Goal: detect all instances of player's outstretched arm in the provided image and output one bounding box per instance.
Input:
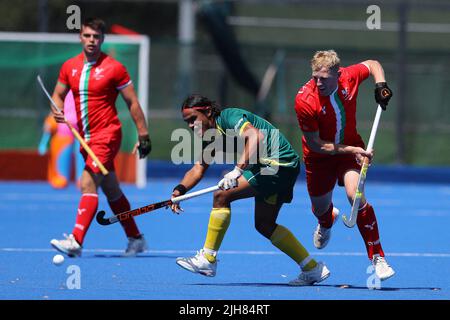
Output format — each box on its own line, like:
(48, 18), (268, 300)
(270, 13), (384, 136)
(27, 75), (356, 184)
(362, 60), (386, 83)
(51, 83), (69, 123)
(236, 123), (265, 169)
(120, 83), (152, 158)
(171, 162), (209, 214)
(303, 131), (373, 161)
(361, 60), (393, 110)
(218, 123), (264, 190)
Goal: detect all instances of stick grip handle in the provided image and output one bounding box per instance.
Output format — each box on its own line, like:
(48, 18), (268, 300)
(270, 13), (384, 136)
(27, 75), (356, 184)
(366, 105), (383, 152)
(37, 75), (108, 176)
(66, 121), (109, 175)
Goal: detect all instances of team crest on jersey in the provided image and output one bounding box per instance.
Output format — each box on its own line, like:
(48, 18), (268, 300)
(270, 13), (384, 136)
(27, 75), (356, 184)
(94, 67), (104, 80)
(72, 69), (78, 77)
(321, 105), (326, 114)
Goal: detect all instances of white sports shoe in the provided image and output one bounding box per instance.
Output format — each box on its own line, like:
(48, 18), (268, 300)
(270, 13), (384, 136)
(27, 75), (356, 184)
(124, 235), (148, 257)
(289, 261), (331, 286)
(50, 233), (82, 257)
(372, 255), (395, 281)
(176, 249), (217, 277)
(313, 207), (339, 249)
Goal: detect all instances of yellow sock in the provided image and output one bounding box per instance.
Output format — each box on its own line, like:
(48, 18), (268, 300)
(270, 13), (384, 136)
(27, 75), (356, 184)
(203, 207), (231, 263)
(270, 225), (317, 271)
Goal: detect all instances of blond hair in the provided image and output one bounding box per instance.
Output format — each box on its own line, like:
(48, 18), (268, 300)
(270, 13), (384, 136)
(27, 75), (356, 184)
(311, 50), (340, 73)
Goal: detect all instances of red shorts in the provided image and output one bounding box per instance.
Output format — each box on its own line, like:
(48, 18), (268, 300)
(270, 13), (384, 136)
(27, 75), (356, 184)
(304, 154), (361, 197)
(80, 134), (121, 174)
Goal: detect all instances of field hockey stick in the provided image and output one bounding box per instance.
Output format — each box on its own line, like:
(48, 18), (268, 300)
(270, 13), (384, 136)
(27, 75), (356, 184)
(96, 185), (220, 226)
(342, 104), (383, 228)
(37, 75), (109, 175)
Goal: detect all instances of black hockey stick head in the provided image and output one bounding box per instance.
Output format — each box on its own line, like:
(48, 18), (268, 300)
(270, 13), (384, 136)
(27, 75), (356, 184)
(96, 210), (116, 226)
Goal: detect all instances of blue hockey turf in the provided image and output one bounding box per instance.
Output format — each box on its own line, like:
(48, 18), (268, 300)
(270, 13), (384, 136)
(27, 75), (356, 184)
(1, 176), (449, 300)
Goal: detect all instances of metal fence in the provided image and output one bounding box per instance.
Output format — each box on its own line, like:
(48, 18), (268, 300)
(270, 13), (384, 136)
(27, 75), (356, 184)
(1, 0), (449, 165)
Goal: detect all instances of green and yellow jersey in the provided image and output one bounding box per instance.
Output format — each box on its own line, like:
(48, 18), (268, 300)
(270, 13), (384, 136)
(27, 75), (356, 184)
(215, 108), (300, 169)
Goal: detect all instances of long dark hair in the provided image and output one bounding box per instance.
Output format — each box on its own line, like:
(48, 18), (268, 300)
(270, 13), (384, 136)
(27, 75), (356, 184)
(181, 94), (221, 118)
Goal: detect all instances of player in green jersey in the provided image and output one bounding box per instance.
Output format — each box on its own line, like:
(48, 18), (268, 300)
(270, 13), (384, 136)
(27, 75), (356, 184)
(170, 94), (330, 286)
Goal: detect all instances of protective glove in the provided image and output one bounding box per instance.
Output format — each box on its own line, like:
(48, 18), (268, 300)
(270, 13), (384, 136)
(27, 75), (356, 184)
(137, 134), (152, 158)
(218, 166), (243, 190)
(374, 82), (393, 110)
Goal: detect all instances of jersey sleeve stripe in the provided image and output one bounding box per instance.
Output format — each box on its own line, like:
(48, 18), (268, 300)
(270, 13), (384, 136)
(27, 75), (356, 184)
(57, 80), (68, 88)
(116, 80), (132, 91)
(238, 121), (251, 136)
(360, 62), (371, 73)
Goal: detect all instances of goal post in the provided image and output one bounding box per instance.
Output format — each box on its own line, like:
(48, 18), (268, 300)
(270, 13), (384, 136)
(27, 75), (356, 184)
(0, 32), (150, 188)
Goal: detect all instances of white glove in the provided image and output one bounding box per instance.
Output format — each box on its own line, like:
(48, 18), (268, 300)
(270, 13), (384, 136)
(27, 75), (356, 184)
(218, 166), (243, 190)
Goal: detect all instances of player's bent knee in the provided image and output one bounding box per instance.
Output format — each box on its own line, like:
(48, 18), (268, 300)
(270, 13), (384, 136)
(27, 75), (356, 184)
(213, 190), (232, 207)
(254, 220), (276, 239)
(101, 185), (122, 201)
(80, 179), (97, 194)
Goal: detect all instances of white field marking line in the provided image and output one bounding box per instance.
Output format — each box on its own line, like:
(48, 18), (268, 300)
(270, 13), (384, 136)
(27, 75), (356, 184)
(1, 248), (450, 258)
(2, 190), (446, 205)
(2, 192), (449, 203)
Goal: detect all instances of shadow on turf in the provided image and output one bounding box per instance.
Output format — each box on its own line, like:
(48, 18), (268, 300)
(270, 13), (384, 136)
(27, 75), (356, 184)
(191, 283), (441, 291)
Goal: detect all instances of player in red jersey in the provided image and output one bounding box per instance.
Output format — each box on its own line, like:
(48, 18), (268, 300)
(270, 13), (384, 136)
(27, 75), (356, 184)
(50, 18), (152, 257)
(294, 50), (395, 281)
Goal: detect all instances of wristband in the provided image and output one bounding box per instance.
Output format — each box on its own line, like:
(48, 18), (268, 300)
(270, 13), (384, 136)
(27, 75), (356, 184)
(375, 82), (387, 89)
(173, 184), (187, 195)
(233, 166), (244, 174)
